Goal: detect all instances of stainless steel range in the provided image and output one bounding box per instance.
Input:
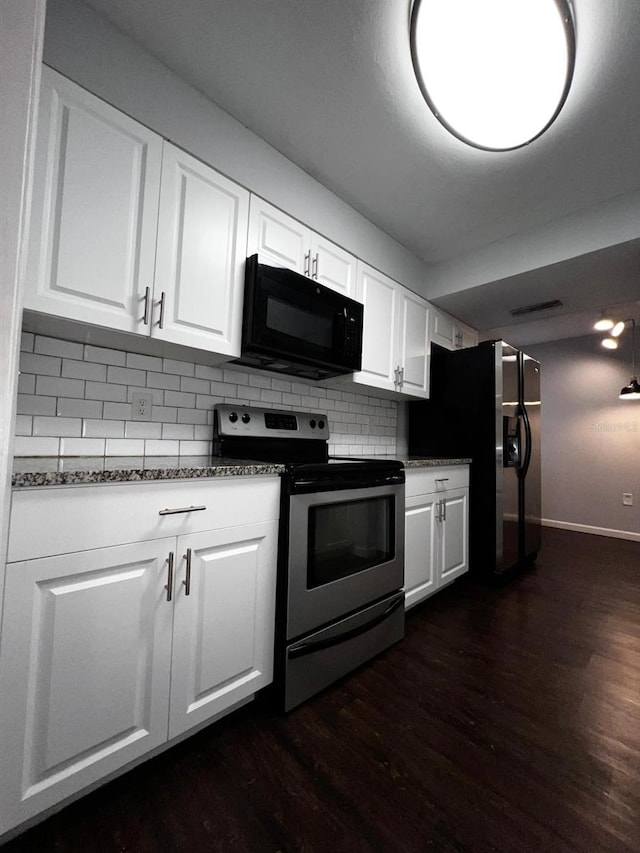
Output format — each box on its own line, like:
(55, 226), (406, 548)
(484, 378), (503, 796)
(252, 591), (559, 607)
(213, 404), (405, 711)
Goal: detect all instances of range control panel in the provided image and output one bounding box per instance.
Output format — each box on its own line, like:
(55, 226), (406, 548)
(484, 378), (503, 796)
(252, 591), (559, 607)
(214, 404), (330, 440)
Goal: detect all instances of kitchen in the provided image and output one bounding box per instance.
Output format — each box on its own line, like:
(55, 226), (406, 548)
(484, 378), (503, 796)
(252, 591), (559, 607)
(2, 1), (640, 850)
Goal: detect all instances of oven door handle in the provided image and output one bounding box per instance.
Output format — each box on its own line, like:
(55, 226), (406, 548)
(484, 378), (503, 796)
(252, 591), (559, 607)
(287, 594), (404, 660)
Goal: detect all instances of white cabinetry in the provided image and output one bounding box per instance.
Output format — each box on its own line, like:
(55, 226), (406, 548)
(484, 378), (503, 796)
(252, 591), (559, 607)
(0, 478), (278, 834)
(247, 196), (357, 296)
(24, 68), (248, 357)
(431, 308), (478, 351)
(404, 466), (469, 609)
(338, 262), (430, 399)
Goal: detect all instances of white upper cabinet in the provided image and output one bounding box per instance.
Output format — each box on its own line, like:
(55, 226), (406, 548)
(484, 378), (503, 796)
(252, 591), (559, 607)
(247, 197), (357, 296)
(153, 143), (248, 354)
(24, 67), (163, 333)
(25, 69), (249, 358)
(345, 262), (430, 399)
(431, 307), (478, 351)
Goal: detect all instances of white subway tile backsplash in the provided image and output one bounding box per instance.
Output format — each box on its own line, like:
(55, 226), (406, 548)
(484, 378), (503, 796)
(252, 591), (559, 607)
(125, 422), (162, 439)
(60, 437), (106, 456)
(162, 358), (194, 377)
(180, 377), (210, 394)
(145, 439), (179, 455)
(85, 381), (128, 402)
(107, 366), (146, 386)
(83, 419), (125, 438)
(20, 352), (61, 376)
(14, 436), (60, 456)
(61, 359), (107, 382)
(164, 390), (196, 408)
(15, 415), (32, 436)
(147, 371), (181, 391)
(105, 438), (145, 456)
(35, 336), (83, 359)
(33, 416), (82, 437)
(17, 373), (36, 395)
(56, 398), (103, 418)
(162, 423), (195, 440)
(126, 353), (162, 371)
(15, 333), (397, 458)
(36, 376), (85, 399)
(17, 394), (57, 416)
(84, 344), (126, 366)
(103, 402), (133, 420)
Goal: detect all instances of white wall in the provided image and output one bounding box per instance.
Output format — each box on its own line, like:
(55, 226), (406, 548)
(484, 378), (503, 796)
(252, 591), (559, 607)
(526, 335), (640, 539)
(43, 0), (432, 298)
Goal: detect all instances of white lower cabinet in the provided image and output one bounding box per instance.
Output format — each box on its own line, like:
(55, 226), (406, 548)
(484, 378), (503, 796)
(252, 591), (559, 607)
(404, 467), (469, 610)
(0, 478), (278, 836)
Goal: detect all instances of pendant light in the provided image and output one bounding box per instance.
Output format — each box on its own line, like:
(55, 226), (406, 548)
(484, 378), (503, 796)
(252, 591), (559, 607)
(619, 320), (640, 400)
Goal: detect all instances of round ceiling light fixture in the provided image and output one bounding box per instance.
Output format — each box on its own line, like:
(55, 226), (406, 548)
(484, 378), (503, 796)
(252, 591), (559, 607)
(410, 0), (576, 151)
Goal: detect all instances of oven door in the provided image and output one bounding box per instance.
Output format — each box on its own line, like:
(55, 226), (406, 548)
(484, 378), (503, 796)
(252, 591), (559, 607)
(286, 480), (405, 640)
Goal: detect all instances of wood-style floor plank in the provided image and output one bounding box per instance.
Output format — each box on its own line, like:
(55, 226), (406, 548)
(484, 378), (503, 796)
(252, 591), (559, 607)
(3, 528), (640, 852)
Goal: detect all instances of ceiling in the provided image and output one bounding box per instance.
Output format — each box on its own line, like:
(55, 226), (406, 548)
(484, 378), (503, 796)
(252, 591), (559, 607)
(81, 0), (640, 345)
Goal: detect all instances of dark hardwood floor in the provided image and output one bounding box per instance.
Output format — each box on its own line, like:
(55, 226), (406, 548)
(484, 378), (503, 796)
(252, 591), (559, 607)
(4, 527), (640, 852)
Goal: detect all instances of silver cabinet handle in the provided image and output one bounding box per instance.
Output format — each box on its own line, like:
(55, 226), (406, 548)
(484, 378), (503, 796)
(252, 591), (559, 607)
(304, 251), (311, 277)
(393, 365), (400, 387)
(158, 291), (166, 329)
(442, 499), (447, 521)
(159, 505), (207, 516)
(312, 253), (319, 280)
(435, 499), (442, 522)
(183, 548), (192, 596)
(143, 286), (151, 325)
(399, 366), (404, 387)
(165, 551), (174, 602)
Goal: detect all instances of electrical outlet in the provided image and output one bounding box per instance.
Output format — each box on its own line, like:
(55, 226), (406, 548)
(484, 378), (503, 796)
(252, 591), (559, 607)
(131, 391), (153, 422)
(623, 493), (633, 507)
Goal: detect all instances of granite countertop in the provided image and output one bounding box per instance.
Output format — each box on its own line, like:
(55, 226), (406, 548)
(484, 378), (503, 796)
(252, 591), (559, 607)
(11, 454), (470, 488)
(400, 457), (471, 468)
(11, 456), (285, 488)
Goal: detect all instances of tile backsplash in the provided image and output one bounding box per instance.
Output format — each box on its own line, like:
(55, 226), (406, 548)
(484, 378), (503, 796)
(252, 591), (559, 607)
(15, 333), (397, 458)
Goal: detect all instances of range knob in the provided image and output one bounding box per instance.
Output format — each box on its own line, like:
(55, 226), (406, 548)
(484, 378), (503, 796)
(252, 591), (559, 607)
(228, 411), (238, 423)
(241, 413), (251, 424)
(310, 419), (317, 429)
(318, 419), (325, 429)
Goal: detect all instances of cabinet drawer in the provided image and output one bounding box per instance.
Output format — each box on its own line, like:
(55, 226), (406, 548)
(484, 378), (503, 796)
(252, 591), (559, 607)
(405, 465), (469, 497)
(9, 477), (281, 562)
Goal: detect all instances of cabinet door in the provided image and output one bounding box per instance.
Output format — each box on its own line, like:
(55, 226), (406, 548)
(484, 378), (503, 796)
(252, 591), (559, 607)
(169, 520), (277, 739)
(247, 196), (309, 273)
(153, 143), (249, 355)
(456, 322), (479, 349)
(431, 309), (456, 350)
(309, 233), (357, 296)
(354, 262), (399, 392)
(438, 488), (469, 586)
(397, 287), (430, 399)
(24, 68), (162, 333)
(404, 493), (438, 609)
(0, 541), (174, 831)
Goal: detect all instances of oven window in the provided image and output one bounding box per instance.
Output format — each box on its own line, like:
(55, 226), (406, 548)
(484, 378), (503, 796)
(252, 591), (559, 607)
(266, 295), (333, 349)
(307, 496), (394, 588)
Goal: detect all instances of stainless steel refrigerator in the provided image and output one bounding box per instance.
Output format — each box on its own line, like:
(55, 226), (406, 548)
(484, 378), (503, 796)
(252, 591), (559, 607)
(408, 340), (541, 580)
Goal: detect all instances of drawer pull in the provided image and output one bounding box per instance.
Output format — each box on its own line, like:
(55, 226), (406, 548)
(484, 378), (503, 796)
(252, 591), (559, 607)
(435, 477), (449, 483)
(159, 505), (207, 516)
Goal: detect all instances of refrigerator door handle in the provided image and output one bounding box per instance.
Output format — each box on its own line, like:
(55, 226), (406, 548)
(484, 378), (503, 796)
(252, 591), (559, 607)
(521, 405), (532, 477)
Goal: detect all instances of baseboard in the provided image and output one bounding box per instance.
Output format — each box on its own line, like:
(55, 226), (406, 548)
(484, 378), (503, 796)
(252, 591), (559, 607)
(542, 518), (640, 542)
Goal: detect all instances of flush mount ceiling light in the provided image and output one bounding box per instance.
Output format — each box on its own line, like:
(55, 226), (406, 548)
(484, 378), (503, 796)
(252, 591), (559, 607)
(410, 0), (576, 151)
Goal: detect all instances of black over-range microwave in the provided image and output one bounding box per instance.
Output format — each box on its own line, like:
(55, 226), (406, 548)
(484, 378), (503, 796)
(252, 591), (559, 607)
(231, 254), (364, 380)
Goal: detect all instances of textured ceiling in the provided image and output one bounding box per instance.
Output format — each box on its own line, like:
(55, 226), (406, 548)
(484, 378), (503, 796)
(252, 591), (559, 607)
(80, 0), (640, 341)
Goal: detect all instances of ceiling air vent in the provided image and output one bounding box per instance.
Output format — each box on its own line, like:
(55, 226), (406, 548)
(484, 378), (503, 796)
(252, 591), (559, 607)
(510, 299), (563, 317)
